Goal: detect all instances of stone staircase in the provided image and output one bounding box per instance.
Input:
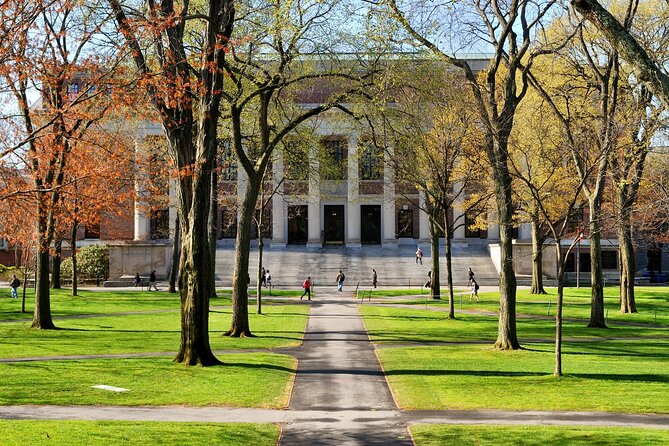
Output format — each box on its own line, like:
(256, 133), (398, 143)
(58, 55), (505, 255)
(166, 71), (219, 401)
(214, 242), (499, 288)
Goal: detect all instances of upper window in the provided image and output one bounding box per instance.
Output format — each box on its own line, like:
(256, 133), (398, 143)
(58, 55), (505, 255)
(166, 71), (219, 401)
(320, 137), (347, 181)
(219, 139), (238, 181)
(359, 139), (383, 180)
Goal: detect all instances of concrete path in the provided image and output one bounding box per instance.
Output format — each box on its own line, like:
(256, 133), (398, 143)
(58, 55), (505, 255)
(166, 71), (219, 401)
(279, 294), (413, 446)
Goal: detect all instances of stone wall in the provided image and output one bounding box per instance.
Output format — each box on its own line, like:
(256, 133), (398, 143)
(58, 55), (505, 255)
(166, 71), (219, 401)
(108, 242), (173, 279)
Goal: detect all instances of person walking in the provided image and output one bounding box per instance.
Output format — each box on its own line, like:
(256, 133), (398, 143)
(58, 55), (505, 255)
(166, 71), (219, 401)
(9, 275), (20, 298)
(265, 270), (272, 288)
(261, 266), (266, 287)
(469, 279), (480, 302)
(148, 270), (158, 291)
(468, 267), (475, 286)
(336, 270), (345, 292)
(415, 247), (423, 265)
(133, 273), (141, 287)
(424, 270), (431, 288)
(372, 269), (377, 288)
(301, 276), (312, 301)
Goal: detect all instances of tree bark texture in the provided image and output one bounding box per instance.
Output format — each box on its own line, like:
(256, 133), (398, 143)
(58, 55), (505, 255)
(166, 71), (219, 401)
(226, 177), (260, 337)
(32, 214), (55, 329)
(493, 145), (520, 350)
(51, 239), (62, 289)
(530, 213), (547, 294)
(571, 0), (669, 110)
(617, 208), (637, 313)
(588, 199), (607, 328)
(443, 211), (455, 318)
(169, 217), (180, 294)
(429, 216), (441, 300)
(256, 236), (264, 315)
(71, 221), (78, 297)
(208, 170), (218, 297)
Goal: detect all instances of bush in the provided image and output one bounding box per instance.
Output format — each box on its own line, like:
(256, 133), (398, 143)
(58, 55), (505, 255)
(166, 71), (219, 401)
(61, 245), (110, 280)
(0, 264), (19, 283)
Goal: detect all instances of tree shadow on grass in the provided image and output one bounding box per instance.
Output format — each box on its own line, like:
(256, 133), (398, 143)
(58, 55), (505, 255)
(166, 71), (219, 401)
(225, 362), (296, 373)
(384, 369), (547, 378)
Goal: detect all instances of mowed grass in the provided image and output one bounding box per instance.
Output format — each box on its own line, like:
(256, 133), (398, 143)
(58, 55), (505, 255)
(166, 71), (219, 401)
(377, 343), (669, 413)
(0, 354), (295, 407)
(0, 304), (308, 358)
(411, 425), (669, 446)
(360, 305), (668, 345)
(0, 421), (279, 446)
(362, 304), (669, 413)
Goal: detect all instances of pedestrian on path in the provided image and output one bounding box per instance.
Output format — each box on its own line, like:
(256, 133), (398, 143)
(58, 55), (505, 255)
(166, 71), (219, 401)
(148, 270), (158, 291)
(372, 269), (377, 288)
(133, 273), (141, 287)
(468, 267), (475, 286)
(425, 270), (431, 288)
(470, 279), (479, 302)
(265, 270), (272, 288)
(336, 270), (345, 292)
(301, 276), (312, 301)
(261, 266), (266, 287)
(9, 275), (20, 298)
(415, 247), (423, 265)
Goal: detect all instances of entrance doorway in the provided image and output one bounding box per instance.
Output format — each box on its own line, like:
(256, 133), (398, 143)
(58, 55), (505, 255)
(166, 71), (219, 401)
(324, 205), (345, 245)
(287, 205), (308, 244)
(361, 205), (381, 244)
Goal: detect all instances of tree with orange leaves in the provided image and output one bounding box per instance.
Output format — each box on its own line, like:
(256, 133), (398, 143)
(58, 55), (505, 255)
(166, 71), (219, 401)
(0, 0), (122, 329)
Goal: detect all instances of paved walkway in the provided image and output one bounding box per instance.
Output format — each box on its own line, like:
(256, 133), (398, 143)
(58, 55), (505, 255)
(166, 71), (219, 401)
(279, 296), (412, 445)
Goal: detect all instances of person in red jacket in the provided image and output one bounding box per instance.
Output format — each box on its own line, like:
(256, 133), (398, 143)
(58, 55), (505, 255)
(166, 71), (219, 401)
(301, 276), (311, 301)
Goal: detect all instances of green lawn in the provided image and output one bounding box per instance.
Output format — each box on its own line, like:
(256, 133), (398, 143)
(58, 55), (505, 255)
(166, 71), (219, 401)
(362, 302), (669, 414)
(0, 304), (308, 358)
(411, 425), (669, 446)
(361, 305), (669, 345)
(0, 354), (295, 407)
(0, 421), (279, 446)
(377, 343), (669, 413)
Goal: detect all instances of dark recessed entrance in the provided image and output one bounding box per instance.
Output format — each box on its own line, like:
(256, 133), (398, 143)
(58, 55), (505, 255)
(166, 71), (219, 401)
(324, 205), (345, 245)
(361, 205), (381, 245)
(287, 205), (308, 245)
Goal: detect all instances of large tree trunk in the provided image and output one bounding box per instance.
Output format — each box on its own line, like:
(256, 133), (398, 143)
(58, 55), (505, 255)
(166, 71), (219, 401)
(587, 198), (607, 328)
(618, 208), (637, 313)
(493, 155), (520, 349)
(71, 221), (78, 297)
(429, 216), (441, 300)
(226, 177), (260, 337)
(32, 208), (55, 329)
(169, 217), (180, 294)
(571, 0), (669, 110)
(174, 136), (221, 365)
(530, 211), (547, 295)
(51, 239), (62, 289)
(444, 210), (455, 318)
(208, 170), (218, 297)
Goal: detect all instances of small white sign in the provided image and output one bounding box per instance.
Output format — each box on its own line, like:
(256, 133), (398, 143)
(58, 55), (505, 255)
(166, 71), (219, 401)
(92, 385), (129, 392)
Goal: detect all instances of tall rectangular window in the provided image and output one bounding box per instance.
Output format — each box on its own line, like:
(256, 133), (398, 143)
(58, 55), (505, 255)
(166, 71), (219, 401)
(359, 140), (383, 180)
(219, 139), (238, 181)
(320, 137), (347, 180)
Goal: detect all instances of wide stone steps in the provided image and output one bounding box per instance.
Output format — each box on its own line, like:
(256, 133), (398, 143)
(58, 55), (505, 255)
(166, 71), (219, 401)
(214, 244), (500, 288)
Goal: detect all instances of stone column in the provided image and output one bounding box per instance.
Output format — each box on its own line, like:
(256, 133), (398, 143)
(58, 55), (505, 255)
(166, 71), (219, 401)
(307, 143), (321, 248)
(134, 139), (151, 241)
(272, 152), (286, 247)
(382, 145), (396, 247)
(346, 133), (361, 247)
